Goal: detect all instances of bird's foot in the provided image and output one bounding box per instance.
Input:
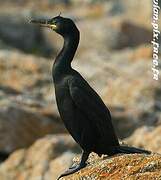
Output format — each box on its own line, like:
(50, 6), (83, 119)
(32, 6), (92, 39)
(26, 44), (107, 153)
(57, 163), (87, 180)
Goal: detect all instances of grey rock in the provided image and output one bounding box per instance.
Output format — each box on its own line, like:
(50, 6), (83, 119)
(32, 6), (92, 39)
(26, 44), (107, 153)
(107, 21), (152, 50)
(0, 15), (54, 57)
(0, 105), (65, 153)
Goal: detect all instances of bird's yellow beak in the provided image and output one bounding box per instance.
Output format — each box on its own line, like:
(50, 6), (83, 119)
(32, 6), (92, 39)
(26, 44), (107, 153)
(30, 19), (57, 30)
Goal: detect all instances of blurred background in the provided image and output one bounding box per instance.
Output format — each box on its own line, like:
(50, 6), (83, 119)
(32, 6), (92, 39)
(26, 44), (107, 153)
(0, 0), (161, 179)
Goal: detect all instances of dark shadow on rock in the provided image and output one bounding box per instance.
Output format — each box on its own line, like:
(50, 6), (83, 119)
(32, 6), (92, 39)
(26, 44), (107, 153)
(0, 85), (21, 95)
(109, 21), (152, 50)
(0, 152), (10, 163)
(154, 87), (161, 111)
(111, 106), (138, 139)
(110, 105), (160, 139)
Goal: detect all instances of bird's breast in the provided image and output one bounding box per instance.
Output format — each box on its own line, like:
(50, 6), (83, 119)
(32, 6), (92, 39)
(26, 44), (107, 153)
(54, 79), (73, 114)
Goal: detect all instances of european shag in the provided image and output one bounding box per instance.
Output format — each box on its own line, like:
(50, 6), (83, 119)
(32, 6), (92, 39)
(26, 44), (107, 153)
(30, 15), (150, 179)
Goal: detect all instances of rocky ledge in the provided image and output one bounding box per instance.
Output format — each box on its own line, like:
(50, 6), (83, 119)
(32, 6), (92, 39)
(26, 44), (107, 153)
(60, 153), (161, 180)
(0, 135), (160, 180)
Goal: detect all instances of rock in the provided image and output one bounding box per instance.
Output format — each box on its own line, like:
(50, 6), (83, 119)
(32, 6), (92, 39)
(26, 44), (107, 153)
(44, 152), (75, 180)
(0, 135), (79, 180)
(0, 50), (69, 153)
(102, 47), (161, 138)
(0, 14), (54, 57)
(0, 50), (50, 92)
(46, 0), (70, 5)
(126, 126), (161, 154)
(1, 135), (161, 180)
(0, 50), (57, 111)
(121, 0), (152, 28)
(129, 45), (152, 61)
(108, 20), (151, 50)
(110, 107), (139, 138)
(78, 17), (152, 52)
(0, 50), (70, 153)
(60, 153), (161, 180)
(0, 105), (66, 153)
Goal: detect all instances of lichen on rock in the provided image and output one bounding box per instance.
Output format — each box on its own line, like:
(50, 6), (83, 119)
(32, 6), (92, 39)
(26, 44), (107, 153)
(60, 152), (161, 180)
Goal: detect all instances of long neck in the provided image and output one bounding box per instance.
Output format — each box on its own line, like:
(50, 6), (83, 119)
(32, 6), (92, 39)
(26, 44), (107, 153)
(53, 31), (80, 74)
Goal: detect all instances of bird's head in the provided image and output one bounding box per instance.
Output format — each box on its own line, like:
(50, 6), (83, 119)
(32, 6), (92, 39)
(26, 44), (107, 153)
(30, 15), (79, 37)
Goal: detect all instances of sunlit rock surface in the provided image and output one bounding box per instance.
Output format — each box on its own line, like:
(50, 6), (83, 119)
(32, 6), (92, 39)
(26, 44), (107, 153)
(126, 125), (161, 154)
(60, 153), (161, 180)
(0, 135), (79, 180)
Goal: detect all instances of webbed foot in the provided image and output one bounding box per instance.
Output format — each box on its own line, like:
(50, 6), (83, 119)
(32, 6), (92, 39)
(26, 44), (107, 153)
(57, 163), (87, 179)
(57, 151), (90, 180)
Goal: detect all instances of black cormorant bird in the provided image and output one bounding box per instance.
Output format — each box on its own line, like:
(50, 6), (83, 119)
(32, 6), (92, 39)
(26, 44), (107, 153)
(30, 15), (150, 179)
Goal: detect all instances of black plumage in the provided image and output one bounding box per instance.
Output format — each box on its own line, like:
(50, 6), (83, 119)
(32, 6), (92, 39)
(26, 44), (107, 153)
(30, 16), (150, 179)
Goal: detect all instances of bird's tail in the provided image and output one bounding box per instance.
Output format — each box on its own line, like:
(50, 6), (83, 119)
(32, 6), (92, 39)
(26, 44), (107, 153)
(114, 145), (151, 154)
